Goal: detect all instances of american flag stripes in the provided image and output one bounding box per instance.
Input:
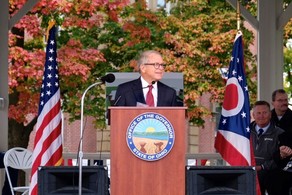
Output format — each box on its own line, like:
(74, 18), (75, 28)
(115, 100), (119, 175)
(29, 22), (63, 195)
(214, 31), (252, 166)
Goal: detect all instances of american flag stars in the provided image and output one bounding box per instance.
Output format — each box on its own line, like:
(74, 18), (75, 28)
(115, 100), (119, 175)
(230, 56), (240, 63)
(38, 37), (59, 112)
(246, 126), (250, 133)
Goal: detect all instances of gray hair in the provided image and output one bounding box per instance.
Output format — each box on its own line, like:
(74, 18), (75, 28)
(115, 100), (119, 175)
(137, 50), (162, 69)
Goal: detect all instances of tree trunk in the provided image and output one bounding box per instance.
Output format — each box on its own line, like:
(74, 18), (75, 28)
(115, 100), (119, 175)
(8, 117), (37, 148)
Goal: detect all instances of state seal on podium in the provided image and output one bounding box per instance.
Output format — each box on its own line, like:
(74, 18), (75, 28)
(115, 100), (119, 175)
(126, 112), (175, 161)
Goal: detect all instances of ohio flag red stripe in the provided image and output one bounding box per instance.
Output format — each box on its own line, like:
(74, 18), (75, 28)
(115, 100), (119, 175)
(215, 130), (250, 165)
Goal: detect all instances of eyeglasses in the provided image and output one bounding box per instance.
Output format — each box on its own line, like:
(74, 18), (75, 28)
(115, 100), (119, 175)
(144, 63), (166, 69)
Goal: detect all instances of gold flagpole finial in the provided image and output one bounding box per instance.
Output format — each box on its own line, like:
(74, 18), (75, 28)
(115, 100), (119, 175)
(236, 0), (241, 31)
(46, 20), (56, 41)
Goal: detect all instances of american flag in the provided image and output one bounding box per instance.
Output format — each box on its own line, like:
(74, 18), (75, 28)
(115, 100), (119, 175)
(214, 31), (252, 166)
(29, 22), (63, 195)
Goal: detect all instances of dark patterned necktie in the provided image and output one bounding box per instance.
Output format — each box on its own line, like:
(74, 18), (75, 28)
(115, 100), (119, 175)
(258, 128), (264, 136)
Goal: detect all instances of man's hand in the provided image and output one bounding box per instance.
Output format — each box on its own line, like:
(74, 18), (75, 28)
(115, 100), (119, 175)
(280, 146), (292, 159)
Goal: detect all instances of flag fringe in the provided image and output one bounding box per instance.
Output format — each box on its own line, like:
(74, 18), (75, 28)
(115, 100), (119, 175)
(46, 20), (56, 42)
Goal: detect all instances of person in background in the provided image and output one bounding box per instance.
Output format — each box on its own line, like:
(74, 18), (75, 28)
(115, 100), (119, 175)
(250, 101), (284, 195)
(273, 131), (292, 195)
(271, 89), (292, 194)
(0, 152), (18, 195)
(271, 89), (292, 134)
(114, 50), (181, 107)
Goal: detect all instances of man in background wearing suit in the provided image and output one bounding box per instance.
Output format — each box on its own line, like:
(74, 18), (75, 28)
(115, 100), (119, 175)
(114, 50), (181, 107)
(271, 89), (292, 194)
(271, 89), (292, 134)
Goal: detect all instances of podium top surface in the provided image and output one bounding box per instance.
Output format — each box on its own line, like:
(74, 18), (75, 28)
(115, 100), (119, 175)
(109, 106), (187, 110)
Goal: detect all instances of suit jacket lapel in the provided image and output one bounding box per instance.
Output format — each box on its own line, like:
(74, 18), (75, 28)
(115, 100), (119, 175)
(157, 82), (164, 106)
(132, 78), (146, 104)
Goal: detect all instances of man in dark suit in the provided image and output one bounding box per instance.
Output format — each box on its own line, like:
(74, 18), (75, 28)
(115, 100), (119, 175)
(114, 50), (180, 107)
(273, 131), (292, 195)
(270, 89), (292, 194)
(271, 89), (292, 134)
(250, 101), (284, 195)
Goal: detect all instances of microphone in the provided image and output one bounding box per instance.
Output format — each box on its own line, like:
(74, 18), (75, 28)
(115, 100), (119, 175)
(107, 80), (156, 125)
(113, 95), (122, 106)
(77, 73), (115, 195)
(99, 73), (115, 83)
(113, 80), (156, 106)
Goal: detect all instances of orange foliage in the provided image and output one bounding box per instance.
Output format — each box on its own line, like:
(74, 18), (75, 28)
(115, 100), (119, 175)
(8, 0), (128, 123)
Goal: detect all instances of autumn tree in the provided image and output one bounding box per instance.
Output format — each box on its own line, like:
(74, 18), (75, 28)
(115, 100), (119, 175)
(8, 0), (128, 148)
(8, 0), (260, 148)
(94, 0), (257, 125)
(284, 17), (292, 95)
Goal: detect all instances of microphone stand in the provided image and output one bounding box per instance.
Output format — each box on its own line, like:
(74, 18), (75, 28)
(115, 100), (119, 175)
(78, 81), (103, 195)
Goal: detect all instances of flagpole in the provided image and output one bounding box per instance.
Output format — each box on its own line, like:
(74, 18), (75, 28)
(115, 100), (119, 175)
(236, 0), (241, 31)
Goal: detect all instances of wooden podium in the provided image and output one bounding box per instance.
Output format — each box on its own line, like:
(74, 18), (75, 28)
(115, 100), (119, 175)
(110, 107), (186, 195)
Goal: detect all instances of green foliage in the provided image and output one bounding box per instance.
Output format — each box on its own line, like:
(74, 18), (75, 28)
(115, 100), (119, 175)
(84, 0), (257, 126)
(283, 16), (292, 98)
(24, 37), (44, 50)
(162, 1), (257, 124)
(41, 14), (64, 29)
(11, 0), (258, 129)
(284, 48), (292, 96)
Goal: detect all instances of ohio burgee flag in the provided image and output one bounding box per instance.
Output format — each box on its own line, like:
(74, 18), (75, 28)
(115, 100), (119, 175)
(214, 31), (252, 166)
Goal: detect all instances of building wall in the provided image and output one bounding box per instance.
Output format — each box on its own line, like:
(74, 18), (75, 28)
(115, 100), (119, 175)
(198, 93), (217, 153)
